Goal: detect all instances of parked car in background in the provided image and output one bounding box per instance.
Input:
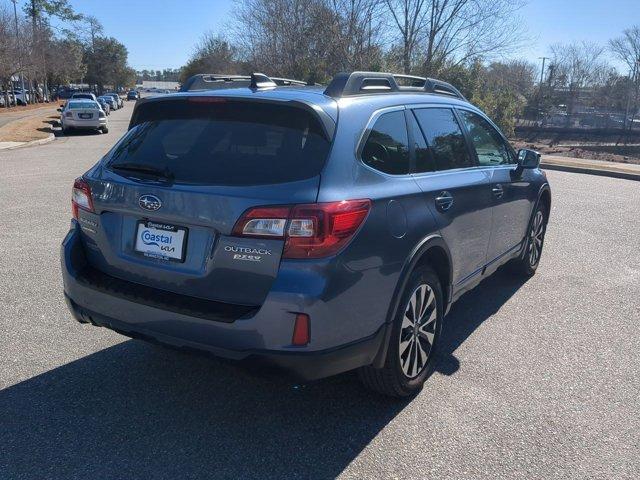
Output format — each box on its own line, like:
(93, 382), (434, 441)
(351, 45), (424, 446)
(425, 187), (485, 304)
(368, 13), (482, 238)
(58, 99), (108, 134)
(13, 89), (30, 105)
(61, 71), (550, 397)
(105, 93), (123, 109)
(96, 97), (111, 115)
(1, 92), (17, 106)
(127, 90), (139, 100)
(71, 92), (97, 102)
(98, 95), (118, 111)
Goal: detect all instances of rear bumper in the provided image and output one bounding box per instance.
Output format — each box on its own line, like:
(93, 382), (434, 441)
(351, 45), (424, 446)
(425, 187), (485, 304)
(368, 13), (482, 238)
(61, 224), (386, 380)
(64, 118), (107, 129)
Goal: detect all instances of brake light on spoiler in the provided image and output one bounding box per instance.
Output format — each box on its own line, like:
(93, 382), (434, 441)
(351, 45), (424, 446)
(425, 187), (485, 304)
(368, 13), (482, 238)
(232, 200), (371, 259)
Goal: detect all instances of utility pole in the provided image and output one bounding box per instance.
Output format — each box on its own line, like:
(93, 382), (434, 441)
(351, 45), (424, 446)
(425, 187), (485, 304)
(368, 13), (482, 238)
(11, 0), (27, 100)
(537, 57), (549, 124)
(624, 60), (640, 131)
(538, 57), (549, 85)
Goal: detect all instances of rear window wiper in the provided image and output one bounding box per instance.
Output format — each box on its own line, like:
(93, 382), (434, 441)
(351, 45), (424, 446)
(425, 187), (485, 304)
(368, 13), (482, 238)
(110, 162), (174, 180)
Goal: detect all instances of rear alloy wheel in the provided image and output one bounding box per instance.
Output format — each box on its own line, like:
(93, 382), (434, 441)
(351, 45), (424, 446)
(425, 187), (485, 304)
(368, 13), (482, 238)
(359, 266), (442, 397)
(398, 284), (438, 378)
(512, 205), (547, 276)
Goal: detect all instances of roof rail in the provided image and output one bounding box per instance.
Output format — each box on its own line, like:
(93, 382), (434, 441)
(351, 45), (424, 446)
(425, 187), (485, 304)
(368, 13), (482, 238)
(180, 73), (317, 92)
(323, 71), (466, 101)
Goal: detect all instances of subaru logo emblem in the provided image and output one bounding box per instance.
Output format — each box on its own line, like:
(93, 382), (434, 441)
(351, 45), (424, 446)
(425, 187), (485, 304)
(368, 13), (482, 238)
(139, 194), (162, 211)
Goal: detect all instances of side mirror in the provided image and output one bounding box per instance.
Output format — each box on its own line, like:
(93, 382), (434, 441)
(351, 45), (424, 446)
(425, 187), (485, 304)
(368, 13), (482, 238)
(516, 148), (541, 173)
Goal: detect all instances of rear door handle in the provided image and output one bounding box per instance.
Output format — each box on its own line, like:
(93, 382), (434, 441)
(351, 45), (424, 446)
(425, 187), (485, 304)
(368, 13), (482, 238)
(435, 191), (454, 211)
(492, 184), (504, 199)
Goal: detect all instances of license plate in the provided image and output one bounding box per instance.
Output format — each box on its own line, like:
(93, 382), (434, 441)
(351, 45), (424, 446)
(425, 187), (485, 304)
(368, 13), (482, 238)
(134, 221), (187, 262)
(79, 113), (92, 119)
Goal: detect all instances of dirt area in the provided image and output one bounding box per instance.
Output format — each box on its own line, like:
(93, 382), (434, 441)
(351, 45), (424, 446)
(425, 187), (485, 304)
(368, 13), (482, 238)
(0, 102), (62, 115)
(0, 113), (58, 142)
(511, 131), (640, 165)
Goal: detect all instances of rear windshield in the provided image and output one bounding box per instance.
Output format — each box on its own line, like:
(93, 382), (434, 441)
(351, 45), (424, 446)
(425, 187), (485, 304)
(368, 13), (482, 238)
(106, 100), (331, 186)
(68, 102), (98, 109)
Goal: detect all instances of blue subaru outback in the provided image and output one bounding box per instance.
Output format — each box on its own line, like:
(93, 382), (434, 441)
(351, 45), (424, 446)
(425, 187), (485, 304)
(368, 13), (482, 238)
(61, 72), (551, 397)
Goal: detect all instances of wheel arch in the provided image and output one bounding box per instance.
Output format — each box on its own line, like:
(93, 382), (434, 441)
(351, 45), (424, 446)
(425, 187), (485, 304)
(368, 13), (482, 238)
(538, 184), (551, 222)
(371, 234), (452, 368)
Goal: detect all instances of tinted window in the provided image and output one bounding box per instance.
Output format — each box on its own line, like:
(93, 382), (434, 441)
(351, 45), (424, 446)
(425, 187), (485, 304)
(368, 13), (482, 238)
(68, 102), (98, 109)
(361, 111), (410, 175)
(413, 108), (473, 170)
(107, 101), (330, 186)
(458, 110), (514, 166)
(408, 111), (435, 173)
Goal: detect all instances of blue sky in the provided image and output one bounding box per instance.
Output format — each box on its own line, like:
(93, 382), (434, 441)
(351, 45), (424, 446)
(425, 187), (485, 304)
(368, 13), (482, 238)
(7, 0), (638, 71)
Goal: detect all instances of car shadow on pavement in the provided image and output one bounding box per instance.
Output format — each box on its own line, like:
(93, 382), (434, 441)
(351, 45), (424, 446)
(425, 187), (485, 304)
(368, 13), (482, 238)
(435, 267), (530, 376)
(1, 269), (527, 479)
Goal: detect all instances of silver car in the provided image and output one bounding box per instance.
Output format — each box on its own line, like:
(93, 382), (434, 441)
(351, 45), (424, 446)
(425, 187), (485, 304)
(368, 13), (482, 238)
(59, 100), (108, 134)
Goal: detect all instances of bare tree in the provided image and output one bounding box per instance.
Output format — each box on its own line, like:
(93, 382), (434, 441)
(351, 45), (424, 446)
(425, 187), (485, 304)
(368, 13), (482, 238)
(609, 25), (640, 128)
(327, 0), (384, 71)
(549, 41), (610, 121)
(610, 25), (640, 74)
(83, 15), (104, 51)
(382, 0), (526, 75)
(382, 0), (428, 73)
(232, 0), (384, 80)
(0, 5), (34, 107)
(180, 33), (239, 82)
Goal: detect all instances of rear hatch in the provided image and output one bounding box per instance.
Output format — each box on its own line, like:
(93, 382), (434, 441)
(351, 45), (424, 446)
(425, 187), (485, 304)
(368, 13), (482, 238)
(79, 97), (333, 307)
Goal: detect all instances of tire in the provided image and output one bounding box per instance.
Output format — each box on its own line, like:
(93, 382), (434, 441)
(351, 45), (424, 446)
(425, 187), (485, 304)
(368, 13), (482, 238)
(358, 265), (443, 397)
(511, 203), (547, 276)
(101, 126), (109, 134)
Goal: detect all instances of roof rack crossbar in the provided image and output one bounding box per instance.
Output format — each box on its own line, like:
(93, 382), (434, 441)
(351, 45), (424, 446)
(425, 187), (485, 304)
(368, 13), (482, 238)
(323, 71), (466, 101)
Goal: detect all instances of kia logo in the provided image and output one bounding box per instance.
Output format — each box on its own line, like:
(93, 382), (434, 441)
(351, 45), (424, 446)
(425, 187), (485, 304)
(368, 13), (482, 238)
(139, 194), (162, 211)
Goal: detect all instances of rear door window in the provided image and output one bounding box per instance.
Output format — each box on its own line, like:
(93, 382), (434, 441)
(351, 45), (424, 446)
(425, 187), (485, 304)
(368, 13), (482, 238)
(413, 108), (474, 171)
(361, 110), (410, 175)
(107, 100), (331, 186)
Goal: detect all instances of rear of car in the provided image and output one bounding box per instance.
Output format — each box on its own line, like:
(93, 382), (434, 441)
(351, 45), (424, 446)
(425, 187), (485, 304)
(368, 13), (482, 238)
(61, 100), (108, 133)
(61, 93), (381, 379)
(61, 75), (550, 394)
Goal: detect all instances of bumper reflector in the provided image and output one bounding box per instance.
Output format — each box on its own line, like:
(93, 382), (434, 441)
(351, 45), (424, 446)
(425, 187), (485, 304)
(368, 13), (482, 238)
(292, 313), (310, 346)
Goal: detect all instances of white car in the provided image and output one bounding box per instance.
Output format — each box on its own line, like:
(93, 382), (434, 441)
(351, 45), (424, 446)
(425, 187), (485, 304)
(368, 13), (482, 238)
(59, 100), (108, 134)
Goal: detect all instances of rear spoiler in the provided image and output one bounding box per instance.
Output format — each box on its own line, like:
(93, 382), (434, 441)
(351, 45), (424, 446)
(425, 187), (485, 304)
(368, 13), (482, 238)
(128, 94), (337, 140)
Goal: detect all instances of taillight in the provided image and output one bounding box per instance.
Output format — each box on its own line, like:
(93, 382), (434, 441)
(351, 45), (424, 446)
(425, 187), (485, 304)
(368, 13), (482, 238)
(232, 199), (371, 259)
(64, 111), (72, 118)
(72, 177), (94, 219)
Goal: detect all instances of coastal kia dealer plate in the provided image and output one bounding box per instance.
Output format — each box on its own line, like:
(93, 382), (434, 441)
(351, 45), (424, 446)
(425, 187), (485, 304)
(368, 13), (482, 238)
(134, 220), (187, 261)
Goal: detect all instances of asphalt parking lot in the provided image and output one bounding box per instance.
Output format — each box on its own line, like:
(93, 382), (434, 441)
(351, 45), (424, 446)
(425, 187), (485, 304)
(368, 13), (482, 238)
(1, 101), (639, 479)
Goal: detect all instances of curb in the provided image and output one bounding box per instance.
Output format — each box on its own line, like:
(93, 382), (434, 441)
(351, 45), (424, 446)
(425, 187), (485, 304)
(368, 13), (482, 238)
(540, 162), (640, 182)
(0, 133), (55, 151)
